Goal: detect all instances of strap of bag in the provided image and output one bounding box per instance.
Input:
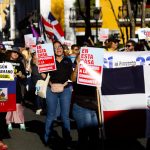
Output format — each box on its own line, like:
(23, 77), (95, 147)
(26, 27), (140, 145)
(49, 81), (68, 86)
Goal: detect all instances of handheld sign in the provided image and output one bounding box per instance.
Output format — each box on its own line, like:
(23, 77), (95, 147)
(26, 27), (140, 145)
(36, 43), (56, 73)
(77, 47), (104, 87)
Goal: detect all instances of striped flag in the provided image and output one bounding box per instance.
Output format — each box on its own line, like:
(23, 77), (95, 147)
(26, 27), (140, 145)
(41, 15), (54, 41)
(101, 65), (150, 138)
(48, 12), (65, 42)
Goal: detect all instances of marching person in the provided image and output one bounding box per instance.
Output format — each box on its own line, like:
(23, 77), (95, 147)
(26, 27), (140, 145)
(71, 55), (101, 150)
(5, 47), (27, 130)
(105, 37), (120, 52)
(44, 41), (73, 148)
(125, 40), (136, 52)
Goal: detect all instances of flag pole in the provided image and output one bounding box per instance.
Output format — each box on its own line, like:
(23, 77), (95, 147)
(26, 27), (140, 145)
(96, 86), (105, 150)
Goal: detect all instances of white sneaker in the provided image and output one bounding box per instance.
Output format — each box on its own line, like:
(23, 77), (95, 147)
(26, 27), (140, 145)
(20, 123), (26, 130)
(36, 109), (42, 115)
(8, 123), (12, 131)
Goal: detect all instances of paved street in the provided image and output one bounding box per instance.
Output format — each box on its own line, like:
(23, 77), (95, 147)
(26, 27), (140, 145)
(3, 105), (149, 150)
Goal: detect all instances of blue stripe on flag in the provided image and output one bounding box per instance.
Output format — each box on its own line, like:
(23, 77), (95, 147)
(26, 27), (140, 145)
(102, 66), (145, 95)
(0, 80), (16, 94)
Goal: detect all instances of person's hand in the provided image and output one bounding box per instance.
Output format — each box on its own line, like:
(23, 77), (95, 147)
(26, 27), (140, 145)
(17, 71), (23, 78)
(41, 73), (47, 79)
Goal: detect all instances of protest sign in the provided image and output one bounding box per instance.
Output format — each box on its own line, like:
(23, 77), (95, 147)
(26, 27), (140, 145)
(0, 63), (14, 81)
(24, 34), (36, 47)
(77, 47), (104, 86)
(98, 28), (109, 42)
(36, 43), (56, 73)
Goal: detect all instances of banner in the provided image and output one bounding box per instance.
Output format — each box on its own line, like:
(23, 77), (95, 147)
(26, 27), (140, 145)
(104, 51), (150, 68)
(101, 66), (150, 138)
(36, 43), (56, 73)
(77, 47), (104, 87)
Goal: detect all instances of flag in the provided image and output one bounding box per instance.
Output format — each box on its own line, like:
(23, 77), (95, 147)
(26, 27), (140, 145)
(0, 80), (16, 112)
(31, 24), (40, 39)
(101, 65), (150, 138)
(48, 12), (65, 42)
(41, 15), (54, 41)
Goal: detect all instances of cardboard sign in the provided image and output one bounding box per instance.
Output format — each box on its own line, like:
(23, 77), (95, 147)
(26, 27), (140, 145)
(0, 63), (14, 81)
(36, 43), (56, 73)
(77, 47), (104, 87)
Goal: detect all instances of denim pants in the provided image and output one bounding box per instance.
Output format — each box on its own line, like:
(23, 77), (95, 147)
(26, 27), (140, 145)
(72, 103), (100, 149)
(73, 103), (98, 129)
(44, 86), (72, 143)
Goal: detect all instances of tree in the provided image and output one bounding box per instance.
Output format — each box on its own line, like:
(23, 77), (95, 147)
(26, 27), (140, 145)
(127, 0), (136, 38)
(76, 0), (92, 44)
(125, 0), (147, 37)
(141, 0), (147, 28)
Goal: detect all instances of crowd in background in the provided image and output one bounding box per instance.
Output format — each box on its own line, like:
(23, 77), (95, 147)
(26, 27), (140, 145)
(0, 36), (150, 150)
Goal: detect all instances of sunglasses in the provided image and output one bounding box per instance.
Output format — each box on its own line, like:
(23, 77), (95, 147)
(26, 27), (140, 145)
(54, 45), (63, 50)
(126, 45), (132, 48)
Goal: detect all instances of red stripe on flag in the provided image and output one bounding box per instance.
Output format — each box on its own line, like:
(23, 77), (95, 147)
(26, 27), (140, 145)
(0, 94), (16, 112)
(103, 109), (146, 137)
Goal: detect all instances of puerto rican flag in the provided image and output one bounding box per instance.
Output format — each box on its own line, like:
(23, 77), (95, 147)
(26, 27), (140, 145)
(101, 65), (150, 138)
(48, 12), (65, 43)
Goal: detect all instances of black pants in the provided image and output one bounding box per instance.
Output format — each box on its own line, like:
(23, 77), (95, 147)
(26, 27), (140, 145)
(0, 112), (8, 140)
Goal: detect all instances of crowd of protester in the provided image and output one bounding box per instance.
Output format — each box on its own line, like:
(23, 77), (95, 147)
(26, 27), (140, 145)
(0, 36), (150, 150)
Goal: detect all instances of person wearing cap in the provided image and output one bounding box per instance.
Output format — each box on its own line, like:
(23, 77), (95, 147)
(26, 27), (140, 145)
(5, 46), (27, 131)
(105, 37), (120, 52)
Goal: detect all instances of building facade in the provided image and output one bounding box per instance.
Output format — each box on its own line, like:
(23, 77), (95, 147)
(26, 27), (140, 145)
(1, 0), (150, 45)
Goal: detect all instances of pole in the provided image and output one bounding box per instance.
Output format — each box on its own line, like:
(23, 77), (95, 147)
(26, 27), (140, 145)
(96, 19), (98, 44)
(10, 0), (15, 40)
(96, 86), (104, 150)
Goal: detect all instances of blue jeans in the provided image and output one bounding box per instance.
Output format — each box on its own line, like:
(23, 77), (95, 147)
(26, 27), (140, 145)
(44, 86), (72, 143)
(72, 104), (100, 149)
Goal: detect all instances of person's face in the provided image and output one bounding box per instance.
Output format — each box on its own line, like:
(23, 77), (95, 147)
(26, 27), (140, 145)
(111, 41), (118, 50)
(54, 42), (64, 57)
(10, 52), (19, 60)
(125, 43), (134, 51)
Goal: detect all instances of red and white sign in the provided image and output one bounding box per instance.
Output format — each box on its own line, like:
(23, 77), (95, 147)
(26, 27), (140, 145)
(77, 47), (104, 87)
(136, 28), (150, 40)
(24, 34), (36, 47)
(63, 40), (74, 49)
(36, 43), (56, 73)
(98, 28), (109, 42)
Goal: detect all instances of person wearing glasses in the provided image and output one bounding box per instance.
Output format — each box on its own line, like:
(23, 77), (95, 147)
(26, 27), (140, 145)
(125, 40), (136, 52)
(44, 41), (73, 149)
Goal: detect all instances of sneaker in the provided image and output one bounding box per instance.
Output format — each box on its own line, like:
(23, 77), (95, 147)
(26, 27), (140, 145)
(20, 123), (26, 130)
(36, 109), (42, 115)
(8, 123), (12, 131)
